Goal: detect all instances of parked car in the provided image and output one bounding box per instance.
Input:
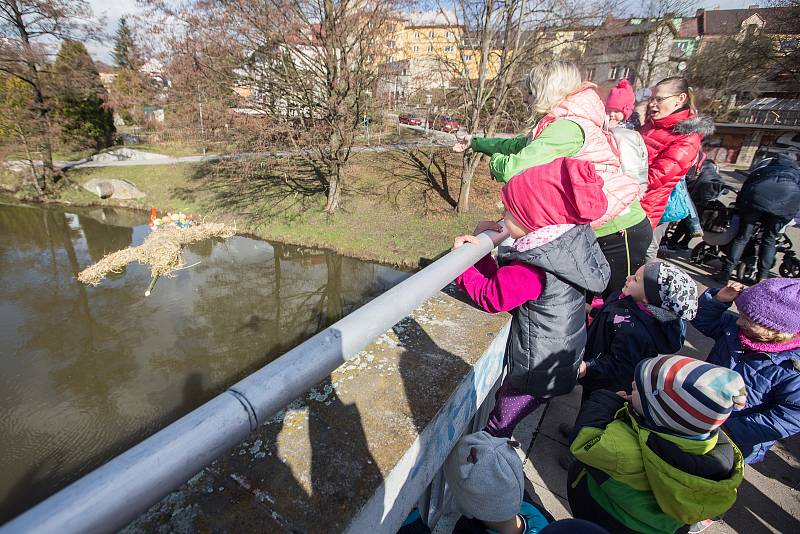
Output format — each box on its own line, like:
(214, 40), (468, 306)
(427, 114), (461, 133)
(398, 112), (423, 126)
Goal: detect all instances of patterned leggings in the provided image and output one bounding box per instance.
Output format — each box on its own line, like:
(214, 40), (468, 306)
(484, 374), (546, 438)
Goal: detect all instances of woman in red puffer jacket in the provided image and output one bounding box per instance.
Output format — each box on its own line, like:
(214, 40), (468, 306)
(640, 77), (715, 259)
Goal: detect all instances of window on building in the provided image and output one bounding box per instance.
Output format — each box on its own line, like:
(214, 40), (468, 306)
(446, 31), (454, 38)
(586, 68), (595, 81)
(464, 54), (472, 61)
(413, 46), (419, 53)
(444, 45), (454, 52)
(387, 41), (395, 49)
(427, 44), (434, 52)
(414, 31), (420, 39)
(608, 66), (620, 80)
(387, 24), (396, 32)
(621, 66), (631, 80)
(428, 30), (434, 38)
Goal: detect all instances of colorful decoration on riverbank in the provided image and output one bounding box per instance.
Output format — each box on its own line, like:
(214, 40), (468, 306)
(150, 207), (194, 229)
(77, 208), (235, 296)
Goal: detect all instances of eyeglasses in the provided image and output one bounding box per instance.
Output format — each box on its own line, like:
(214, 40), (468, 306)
(649, 94), (681, 104)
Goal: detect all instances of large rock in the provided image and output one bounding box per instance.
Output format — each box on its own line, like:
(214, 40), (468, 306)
(83, 178), (146, 200)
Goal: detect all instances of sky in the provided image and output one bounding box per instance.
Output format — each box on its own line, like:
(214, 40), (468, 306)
(85, 0), (767, 63)
(86, 0), (141, 64)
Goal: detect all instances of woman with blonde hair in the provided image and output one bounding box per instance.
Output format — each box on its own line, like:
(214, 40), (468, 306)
(453, 60), (651, 297)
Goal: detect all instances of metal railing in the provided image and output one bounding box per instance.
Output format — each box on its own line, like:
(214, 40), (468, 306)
(3, 227), (510, 534)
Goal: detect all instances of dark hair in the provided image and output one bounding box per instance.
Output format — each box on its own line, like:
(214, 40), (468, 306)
(655, 76), (696, 113)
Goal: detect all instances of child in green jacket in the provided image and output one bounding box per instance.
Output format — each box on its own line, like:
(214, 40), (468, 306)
(566, 355), (746, 534)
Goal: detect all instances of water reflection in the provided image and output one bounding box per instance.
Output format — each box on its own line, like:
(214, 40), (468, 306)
(0, 202), (407, 523)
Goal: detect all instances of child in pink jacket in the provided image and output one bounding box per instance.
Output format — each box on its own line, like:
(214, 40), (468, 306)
(453, 157), (611, 437)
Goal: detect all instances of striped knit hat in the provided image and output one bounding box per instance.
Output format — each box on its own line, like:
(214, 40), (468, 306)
(635, 356), (747, 436)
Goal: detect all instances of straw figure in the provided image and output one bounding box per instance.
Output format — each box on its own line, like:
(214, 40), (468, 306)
(77, 222), (235, 295)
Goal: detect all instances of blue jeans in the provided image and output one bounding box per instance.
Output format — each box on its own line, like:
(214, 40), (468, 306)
(722, 209), (791, 278)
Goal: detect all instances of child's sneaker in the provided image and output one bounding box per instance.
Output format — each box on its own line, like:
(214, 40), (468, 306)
(688, 519), (717, 533)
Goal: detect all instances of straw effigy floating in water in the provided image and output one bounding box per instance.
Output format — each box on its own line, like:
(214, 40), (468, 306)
(77, 222), (235, 295)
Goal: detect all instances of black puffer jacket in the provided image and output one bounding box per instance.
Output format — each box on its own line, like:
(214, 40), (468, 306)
(581, 292), (685, 395)
(687, 160), (725, 207)
(738, 155), (800, 219)
(498, 224), (610, 397)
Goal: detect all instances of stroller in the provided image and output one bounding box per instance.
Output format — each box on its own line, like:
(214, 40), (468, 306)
(690, 185), (800, 281)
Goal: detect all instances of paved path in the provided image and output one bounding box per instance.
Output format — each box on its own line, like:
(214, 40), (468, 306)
(48, 126), (459, 170)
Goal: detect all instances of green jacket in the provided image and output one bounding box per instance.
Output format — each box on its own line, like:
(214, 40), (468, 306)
(470, 120), (583, 183)
(570, 390), (744, 533)
(471, 120), (646, 238)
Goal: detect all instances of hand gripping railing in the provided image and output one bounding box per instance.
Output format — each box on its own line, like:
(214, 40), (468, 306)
(2, 227), (510, 534)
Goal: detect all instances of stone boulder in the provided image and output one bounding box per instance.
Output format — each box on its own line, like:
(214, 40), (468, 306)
(83, 178), (146, 200)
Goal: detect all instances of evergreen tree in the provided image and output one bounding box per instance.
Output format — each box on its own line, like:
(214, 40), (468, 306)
(52, 40), (115, 149)
(113, 17), (139, 69)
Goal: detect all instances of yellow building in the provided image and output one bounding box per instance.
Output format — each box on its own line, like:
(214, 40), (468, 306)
(382, 14), (504, 93)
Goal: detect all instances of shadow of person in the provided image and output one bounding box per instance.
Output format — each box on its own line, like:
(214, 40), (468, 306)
(306, 376), (383, 529)
(721, 476), (799, 533)
(395, 316), (472, 433)
(751, 434), (800, 491)
(217, 373), (383, 533)
(0, 449), (68, 524)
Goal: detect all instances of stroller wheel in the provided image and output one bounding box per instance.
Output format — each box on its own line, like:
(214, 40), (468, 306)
(779, 259), (800, 278)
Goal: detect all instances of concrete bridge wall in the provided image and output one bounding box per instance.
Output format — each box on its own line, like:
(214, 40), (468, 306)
(123, 286), (511, 533)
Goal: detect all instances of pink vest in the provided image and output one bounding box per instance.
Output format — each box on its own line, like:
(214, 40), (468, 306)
(533, 83), (639, 228)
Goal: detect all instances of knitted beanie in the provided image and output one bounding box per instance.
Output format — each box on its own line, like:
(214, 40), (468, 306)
(606, 79), (635, 119)
(501, 157), (607, 232)
(643, 262), (698, 320)
(735, 278), (800, 334)
(443, 431), (523, 522)
(635, 356), (747, 437)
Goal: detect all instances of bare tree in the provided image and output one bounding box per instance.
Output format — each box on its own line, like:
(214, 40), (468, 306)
(687, 32), (776, 117)
(767, 0), (800, 85)
(144, 0), (407, 214)
(0, 0), (100, 192)
(431, 0), (617, 212)
(0, 75), (43, 192)
(633, 0), (695, 87)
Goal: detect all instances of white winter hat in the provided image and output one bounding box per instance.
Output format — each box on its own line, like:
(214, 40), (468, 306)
(443, 431), (524, 522)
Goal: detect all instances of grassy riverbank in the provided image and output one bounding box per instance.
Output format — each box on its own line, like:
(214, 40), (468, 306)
(29, 148), (502, 268)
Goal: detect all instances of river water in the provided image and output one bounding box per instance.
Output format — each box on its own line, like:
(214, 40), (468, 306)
(0, 201), (407, 523)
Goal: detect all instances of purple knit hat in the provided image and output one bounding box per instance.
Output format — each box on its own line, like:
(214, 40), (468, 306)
(736, 278), (800, 334)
